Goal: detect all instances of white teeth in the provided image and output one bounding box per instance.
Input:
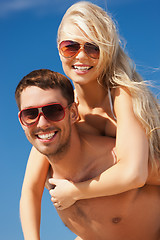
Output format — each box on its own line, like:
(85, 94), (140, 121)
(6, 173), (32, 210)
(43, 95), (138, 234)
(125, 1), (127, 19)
(74, 66), (90, 71)
(38, 132), (55, 140)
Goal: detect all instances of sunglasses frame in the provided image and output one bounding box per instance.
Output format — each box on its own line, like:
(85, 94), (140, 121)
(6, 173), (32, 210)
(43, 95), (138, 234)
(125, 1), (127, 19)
(59, 40), (100, 59)
(19, 103), (70, 127)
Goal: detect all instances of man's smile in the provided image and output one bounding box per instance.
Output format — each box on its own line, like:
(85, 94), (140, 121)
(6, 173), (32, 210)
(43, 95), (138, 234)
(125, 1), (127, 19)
(37, 131), (58, 140)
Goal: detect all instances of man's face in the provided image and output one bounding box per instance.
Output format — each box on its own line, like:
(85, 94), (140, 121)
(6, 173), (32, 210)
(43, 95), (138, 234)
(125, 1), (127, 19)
(19, 86), (75, 159)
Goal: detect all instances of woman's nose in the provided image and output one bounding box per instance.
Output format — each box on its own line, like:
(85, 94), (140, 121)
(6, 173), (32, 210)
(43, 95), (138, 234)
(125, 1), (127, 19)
(75, 46), (88, 59)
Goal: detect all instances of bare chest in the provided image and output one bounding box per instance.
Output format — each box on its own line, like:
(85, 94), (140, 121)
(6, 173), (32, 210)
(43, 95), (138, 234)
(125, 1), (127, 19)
(58, 186), (160, 240)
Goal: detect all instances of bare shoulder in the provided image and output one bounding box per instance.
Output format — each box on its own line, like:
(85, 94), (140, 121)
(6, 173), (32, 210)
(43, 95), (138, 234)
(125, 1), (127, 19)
(81, 133), (115, 155)
(113, 86), (137, 125)
(113, 87), (132, 108)
(114, 86), (131, 97)
(113, 87), (132, 104)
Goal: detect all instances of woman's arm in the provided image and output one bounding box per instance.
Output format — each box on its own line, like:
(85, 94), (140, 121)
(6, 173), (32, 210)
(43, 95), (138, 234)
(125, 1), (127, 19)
(20, 147), (49, 240)
(49, 87), (149, 209)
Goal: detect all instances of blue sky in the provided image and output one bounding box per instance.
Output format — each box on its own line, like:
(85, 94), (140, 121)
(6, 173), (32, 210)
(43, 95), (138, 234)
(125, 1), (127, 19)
(0, 0), (159, 239)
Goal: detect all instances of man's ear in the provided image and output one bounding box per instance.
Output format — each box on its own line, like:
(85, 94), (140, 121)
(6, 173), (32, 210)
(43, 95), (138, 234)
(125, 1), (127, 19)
(70, 102), (79, 124)
(18, 111), (25, 130)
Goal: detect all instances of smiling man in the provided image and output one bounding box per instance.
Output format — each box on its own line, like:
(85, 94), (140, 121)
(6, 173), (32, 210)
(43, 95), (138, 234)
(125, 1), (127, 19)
(15, 69), (160, 240)
(19, 87), (72, 158)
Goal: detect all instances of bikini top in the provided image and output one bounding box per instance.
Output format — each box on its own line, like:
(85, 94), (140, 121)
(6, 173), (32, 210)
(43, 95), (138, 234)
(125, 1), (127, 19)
(74, 87), (117, 121)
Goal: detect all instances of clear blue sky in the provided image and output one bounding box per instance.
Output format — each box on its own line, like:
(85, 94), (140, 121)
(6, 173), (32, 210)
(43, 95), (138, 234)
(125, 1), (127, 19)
(0, 0), (159, 239)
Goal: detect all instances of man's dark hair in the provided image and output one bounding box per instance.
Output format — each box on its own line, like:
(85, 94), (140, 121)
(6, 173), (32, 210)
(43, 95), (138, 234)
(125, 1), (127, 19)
(15, 69), (74, 110)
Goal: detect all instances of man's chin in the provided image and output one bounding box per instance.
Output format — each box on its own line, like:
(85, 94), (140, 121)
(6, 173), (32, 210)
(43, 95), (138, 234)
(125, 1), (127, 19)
(34, 144), (53, 157)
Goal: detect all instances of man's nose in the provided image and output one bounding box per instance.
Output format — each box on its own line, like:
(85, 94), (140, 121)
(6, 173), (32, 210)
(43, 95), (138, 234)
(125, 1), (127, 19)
(36, 113), (51, 128)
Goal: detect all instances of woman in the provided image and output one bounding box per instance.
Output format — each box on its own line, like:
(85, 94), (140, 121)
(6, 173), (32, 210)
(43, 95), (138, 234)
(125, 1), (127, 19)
(48, 1), (160, 209)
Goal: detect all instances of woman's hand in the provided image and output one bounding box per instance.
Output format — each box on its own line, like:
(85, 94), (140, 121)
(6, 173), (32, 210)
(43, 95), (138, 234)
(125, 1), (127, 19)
(49, 178), (78, 210)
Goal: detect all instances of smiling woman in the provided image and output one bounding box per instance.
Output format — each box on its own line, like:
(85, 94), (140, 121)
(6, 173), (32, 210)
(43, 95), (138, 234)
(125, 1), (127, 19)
(57, 1), (160, 164)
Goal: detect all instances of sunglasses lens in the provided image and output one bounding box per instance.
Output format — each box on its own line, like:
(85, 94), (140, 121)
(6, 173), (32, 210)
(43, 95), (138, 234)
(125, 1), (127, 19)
(20, 108), (38, 125)
(84, 42), (99, 59)
(43, 104), (65, 121)
(20, 104), (66, 126)
(59, 41), (80, 58)
(59, 41), (100, 59)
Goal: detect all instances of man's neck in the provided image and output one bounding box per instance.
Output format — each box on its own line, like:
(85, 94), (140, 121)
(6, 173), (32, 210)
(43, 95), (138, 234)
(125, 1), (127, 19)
(49, 125), (84, 181)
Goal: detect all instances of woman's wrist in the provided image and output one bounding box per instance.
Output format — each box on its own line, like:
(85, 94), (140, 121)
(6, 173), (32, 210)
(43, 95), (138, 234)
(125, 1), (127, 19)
(72, 182), (84, 201)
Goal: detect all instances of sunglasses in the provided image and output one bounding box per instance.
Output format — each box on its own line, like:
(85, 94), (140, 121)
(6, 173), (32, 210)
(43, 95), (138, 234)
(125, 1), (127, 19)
(59, 40), (100, 59)
(19, 103), (71, 126)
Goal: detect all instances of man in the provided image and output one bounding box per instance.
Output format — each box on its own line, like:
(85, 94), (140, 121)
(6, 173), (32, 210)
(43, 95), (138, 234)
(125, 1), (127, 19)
(15, 69), (160, 240)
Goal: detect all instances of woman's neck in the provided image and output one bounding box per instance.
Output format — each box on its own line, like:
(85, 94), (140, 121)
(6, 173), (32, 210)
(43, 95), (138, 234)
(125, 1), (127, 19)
(74, 81), (107, 108)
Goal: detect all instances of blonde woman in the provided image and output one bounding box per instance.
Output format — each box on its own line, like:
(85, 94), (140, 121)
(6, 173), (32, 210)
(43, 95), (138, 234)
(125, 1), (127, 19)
(47, 1), (160, 209)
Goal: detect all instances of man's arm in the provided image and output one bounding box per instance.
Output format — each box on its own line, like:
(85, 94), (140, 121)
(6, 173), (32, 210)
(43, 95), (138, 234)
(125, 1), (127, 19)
(20, 147), (49, 240)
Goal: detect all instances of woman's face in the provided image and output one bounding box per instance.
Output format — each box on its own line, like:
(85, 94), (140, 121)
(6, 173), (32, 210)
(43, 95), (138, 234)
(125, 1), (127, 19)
(58, 22), (102, 86)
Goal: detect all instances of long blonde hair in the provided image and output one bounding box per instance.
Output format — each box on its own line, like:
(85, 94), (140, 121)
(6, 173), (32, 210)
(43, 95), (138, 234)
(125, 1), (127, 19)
(58, 1), (160, 170)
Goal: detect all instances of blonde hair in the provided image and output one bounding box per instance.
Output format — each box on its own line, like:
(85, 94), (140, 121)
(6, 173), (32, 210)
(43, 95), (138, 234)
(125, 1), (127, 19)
(58, 1), (160, 170)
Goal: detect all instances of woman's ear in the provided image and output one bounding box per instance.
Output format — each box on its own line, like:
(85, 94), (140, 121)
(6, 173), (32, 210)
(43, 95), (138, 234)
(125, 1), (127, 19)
(58, 49), (63, 62)
(70, 102), (79, 124)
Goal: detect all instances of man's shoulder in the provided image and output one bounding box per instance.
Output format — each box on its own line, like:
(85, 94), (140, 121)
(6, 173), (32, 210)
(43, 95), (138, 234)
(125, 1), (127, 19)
(81, 133), (115, 152)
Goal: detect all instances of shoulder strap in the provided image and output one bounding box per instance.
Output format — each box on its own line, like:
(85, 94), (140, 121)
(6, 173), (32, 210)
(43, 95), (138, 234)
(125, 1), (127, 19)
(108, 87), (117, 121)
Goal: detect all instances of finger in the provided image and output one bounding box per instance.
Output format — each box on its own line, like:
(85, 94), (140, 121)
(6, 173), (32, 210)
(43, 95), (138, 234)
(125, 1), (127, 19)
(57, 205), (62, 209)
(57, 204), (65, 210)
(49, 189), (53, 195)
(51, 197), (57, 204)
(58, 205), (67, 210)
(49, 189), (56, 196)
(49, 178), (59, 185)
(53, 202), (59, 207)
(53, 202), (62, 209)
